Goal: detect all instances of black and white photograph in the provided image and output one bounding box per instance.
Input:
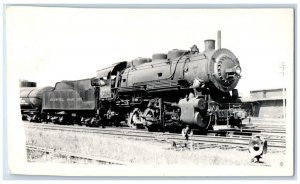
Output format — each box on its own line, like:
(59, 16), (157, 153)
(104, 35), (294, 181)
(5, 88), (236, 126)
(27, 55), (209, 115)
(4, 4), (295, 177)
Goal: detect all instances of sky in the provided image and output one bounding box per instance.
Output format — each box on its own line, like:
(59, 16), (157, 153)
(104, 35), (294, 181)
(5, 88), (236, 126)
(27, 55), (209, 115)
(6, 7), (294, 97)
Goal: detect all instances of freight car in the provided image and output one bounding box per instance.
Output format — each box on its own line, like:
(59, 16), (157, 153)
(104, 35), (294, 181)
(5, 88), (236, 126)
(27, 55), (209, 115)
(35, 31), (247, 132)
(20, 86), (54, 121)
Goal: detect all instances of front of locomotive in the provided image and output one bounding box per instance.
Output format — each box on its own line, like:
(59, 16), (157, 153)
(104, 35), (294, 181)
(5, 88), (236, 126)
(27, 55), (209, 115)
(203, 37), (246, 129)
(205, 41), (241, 94)
(185, 34), (242, 96)
(179, 32), (246, 130)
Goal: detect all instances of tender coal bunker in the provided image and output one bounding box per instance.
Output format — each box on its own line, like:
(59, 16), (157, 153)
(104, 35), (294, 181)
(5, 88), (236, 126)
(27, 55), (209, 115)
(55, 79), (94, 101)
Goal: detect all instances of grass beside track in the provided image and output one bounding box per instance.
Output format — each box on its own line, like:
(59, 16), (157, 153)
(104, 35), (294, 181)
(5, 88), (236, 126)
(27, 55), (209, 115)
(25, 127), (286, 166)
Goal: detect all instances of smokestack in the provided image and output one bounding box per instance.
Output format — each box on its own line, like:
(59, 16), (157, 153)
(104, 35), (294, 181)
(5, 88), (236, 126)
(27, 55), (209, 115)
(204, 40), (215, 51)
(217, 30), (221, 49)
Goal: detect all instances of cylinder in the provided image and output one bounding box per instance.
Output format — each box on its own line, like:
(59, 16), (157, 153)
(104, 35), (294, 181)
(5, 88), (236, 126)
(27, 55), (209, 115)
(204, 40), (215, 51)
(192, 98), (207, 110)
(194, 112), (206, 128)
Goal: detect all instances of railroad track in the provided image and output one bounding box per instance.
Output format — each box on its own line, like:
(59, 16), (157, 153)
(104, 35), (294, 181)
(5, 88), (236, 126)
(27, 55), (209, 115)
(26, 144), (130, 165)
(24, 122), (286, 150)
(243, 118), (286, 127)
(240, 118), (286, 137)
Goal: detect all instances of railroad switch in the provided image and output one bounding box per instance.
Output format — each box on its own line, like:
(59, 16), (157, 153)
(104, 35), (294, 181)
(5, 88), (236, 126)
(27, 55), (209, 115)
(248, 136), (267, 163)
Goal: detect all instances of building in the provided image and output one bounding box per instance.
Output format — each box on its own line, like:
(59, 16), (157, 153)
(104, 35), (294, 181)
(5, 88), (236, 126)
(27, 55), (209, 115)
(242, 88), (286, 119)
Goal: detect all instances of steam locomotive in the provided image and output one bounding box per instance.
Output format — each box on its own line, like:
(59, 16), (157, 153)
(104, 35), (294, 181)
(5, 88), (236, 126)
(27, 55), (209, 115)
(20, 31), (247, 132)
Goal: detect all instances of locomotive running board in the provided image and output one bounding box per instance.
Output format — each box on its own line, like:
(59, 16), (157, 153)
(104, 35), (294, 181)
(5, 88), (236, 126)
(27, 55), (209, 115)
(212, 125), (236, 131)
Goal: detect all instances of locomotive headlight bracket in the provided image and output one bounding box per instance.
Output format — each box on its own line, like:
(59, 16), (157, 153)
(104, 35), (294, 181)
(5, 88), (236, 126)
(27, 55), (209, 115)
(225, 68), (235, 79)
(235, 66), (242, 75)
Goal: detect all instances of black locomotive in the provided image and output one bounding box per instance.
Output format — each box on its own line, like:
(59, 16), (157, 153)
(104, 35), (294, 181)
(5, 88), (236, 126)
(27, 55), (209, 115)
(20, 31), (247, 132)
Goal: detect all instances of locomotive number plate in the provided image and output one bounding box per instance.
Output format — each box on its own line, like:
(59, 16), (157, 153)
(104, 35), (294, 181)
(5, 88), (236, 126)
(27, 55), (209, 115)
(100, 86), (111, 98)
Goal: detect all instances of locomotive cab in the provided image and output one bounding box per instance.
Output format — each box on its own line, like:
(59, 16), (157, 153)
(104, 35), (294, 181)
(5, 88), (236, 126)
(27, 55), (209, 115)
(96, 61), (128, 99)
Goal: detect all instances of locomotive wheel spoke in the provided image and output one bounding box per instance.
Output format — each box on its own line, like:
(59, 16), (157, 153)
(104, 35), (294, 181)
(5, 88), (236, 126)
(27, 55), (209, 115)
(26, 115), (30, 121)
(144, 109), (158, 132)
(128, 108), (144, 129)
(27, 115), (32, 122)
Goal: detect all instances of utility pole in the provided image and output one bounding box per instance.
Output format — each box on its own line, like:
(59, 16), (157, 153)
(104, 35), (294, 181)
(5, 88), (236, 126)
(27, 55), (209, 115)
(279, 62), (286, 120)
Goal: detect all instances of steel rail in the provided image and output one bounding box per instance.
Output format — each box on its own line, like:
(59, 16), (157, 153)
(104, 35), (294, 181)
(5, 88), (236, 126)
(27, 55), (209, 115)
(26, 144), (130, 165)
(24, 122), (286, 143)
(24, 122), (286, 149)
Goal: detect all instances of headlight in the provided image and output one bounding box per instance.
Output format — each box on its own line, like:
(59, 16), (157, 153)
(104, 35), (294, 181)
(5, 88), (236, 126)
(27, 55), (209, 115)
(235, 66), (242, 75)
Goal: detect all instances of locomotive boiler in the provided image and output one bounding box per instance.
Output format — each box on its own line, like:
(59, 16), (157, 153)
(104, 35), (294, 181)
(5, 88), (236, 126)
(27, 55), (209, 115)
(94, 31), (247, 131)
